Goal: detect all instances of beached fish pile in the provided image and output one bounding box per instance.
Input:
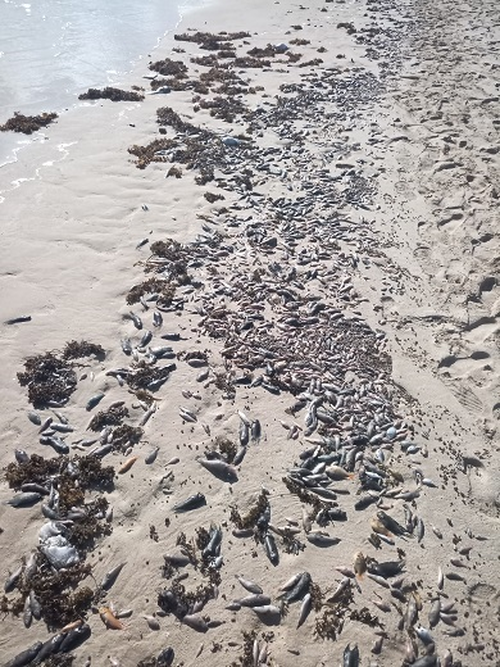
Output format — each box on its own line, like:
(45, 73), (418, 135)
(3, 7), (491, 667)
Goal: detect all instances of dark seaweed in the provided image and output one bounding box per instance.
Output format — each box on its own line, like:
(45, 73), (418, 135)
(78, 87), (144, 102)
(0, 111), (58, 134)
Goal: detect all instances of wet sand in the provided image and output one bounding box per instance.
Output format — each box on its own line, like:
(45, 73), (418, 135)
(1, 0), (500, 666)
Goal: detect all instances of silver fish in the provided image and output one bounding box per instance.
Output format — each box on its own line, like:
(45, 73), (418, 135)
(181, 614), (208, 633)
(306, 531), (340, 547)
(101, 562), (126, 591)
(297, 592), (312, 628)
(28, 411), (41, 426)
(4, 563), (24, 593)
(86, 392), (105, 411)
(7, 492), (42, 508)
(145, 447), (160, 464)
(236, 594), (271, 608)
(235, 575), (263, 595)
(197, 458), (238, 483)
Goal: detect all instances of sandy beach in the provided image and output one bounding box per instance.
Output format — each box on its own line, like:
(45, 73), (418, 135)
(1, 0), (500, 665)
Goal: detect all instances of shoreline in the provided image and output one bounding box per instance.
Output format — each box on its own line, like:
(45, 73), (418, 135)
(1, 0), (500, 665)
(0, 0), (208, 170)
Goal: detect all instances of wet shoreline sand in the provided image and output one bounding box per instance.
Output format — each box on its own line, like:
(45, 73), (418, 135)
(1, 0), (500, 666)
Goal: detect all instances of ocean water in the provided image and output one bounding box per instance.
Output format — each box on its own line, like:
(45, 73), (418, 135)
(0, 0), (204, 165)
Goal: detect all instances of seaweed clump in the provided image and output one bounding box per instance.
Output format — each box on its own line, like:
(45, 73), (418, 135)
(149, 58), (188, 78)
(62, 340), (105, 360)
(126, 277), (177, 306)
(0, 111), (58, 134)
(174, 31), (250, 49)
(17, 352), (77, 408)
(314, 582), (353, 640)
(198, 95), (247, 122)
(18, 341), (104, 408)
(29, 562), (94, 630)
(110, 423), (144, 451)
(88, 404), (129, 431)
(5, 453), (60, 488)
(229, 630), (257, 667)
(128, 137), (176, 169)
(78, 87), (144, 102)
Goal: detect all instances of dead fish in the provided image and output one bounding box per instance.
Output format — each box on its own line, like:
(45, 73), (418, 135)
(5, 641), (43, 667)
(325, 465), (352, 481)
(59, 623), (91, 653)
(376, 510), (408, 536)
(51, 422), (74, 434)
(23, 595), (32, 628)
(29, 590), (42, 620)
(371, 599), (391, 613)
(196, 368), (210, 382)
(306, 531), (340, 547)
(233, 446), (247, 466)
(416, 518), (425, 542)
(118, 456), (138, 474)
(237, 594), (271, 607)
(197, 458), (238, 483)
(14, 449), (30, 464)
(39, 417), (53, 433)
(264, 532), (279, 565)
(101, 562), (126, 591)
(126, 311), (143, 330)
(144, 615), (160, 630)
(437, 567), (444, 590)
(415, 625), (434, 645)
(235, 575), (263, 595)
(280, 572), (302, 592)
(157, 647), (175, 666)
(179, 407), (197, 423)
(354, 494), (379, 511)
(145, 447), (160, 464)
(326, 578), (351, 604)
(239, 420), (250, 447)
(251, 419), (261, 441)
(428, 597), (441, 628)
(32, 634), (65, 664)
(251, 605), (281, 624)
(140, 406), (157, 427)
(99, 607), (124, 630)
(367, 559), (405, 579)
(343, 643), (359, 667)
(283, 572), (311, 603)
(353, 552), (367, 578)
(60, 620), (83, 633)
(86, 392), (105, 411)
(5, 315), (31, 325)
(166, 457), (180, 466)
(164, 553), (191, 567)
(28, 411), (41, 426)
(181, 614), (208, 632)
(4, 562), (24, 593)
(371, 636), (384, 655)
(297, 592), (312, 628)
(24, 551), (38, 582)
(6, 492), (42, 508)
(173, 492), (206, 513)
(431, 524), (443, 539)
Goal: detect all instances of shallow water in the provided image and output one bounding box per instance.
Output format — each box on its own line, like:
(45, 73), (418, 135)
(0, 0), (203, 164)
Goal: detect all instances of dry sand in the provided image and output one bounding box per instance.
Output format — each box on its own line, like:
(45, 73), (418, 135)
(1, 0), (500, 665)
